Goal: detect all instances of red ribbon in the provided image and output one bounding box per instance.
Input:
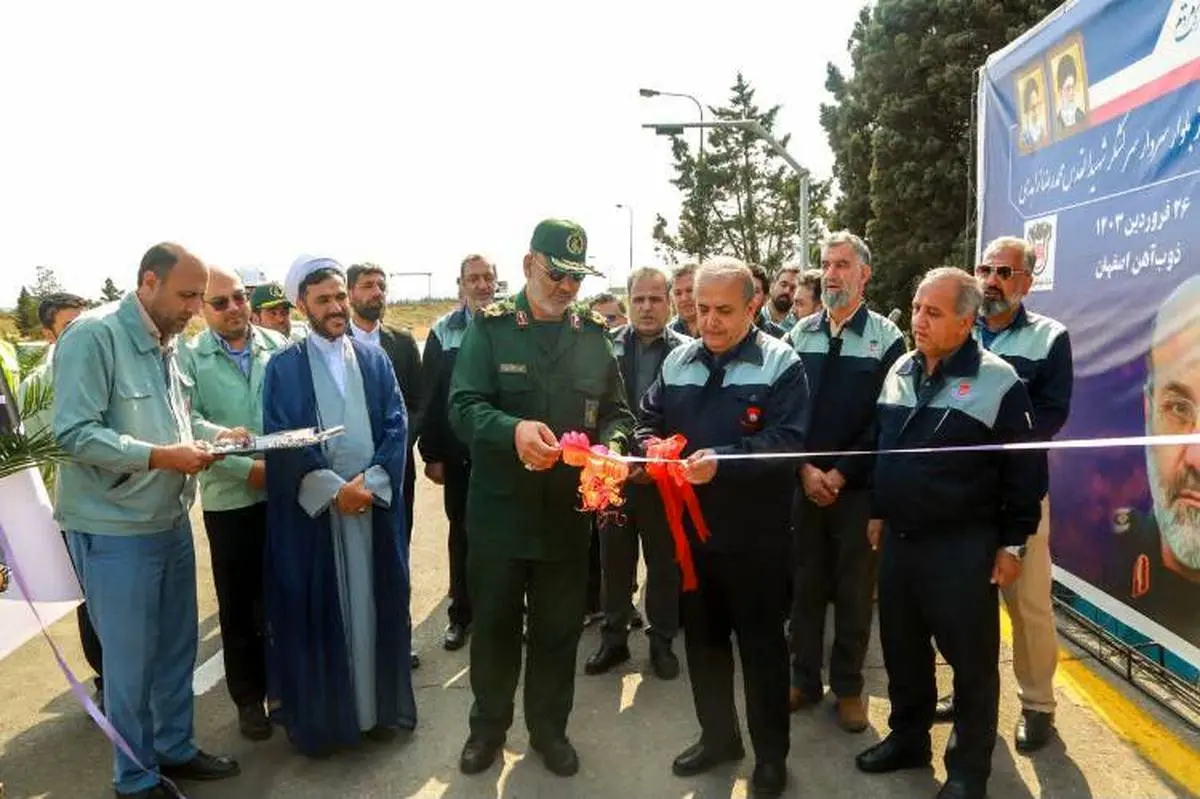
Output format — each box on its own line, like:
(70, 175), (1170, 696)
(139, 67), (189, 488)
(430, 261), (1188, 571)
(643, 434), (710, 591)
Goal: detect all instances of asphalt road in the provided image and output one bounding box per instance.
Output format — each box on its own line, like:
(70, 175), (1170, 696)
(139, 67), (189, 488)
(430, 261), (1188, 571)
(1, 455), (1197, 798)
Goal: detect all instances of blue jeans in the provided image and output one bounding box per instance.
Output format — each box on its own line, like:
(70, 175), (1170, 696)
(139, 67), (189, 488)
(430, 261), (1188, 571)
(66, 522), (199, 795)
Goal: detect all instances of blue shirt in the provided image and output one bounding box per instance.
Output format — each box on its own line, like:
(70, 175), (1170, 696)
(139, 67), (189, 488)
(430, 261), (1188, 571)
(217, 332), (253, 378)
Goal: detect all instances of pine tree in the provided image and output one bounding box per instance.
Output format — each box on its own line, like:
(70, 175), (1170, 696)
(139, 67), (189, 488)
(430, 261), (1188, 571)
(652, 73), (830, 270)
(100, 277), (124, 303)
(32, 265), (63, 297)
(821, 0), (1056, 317)
(15, 287), (39, 337)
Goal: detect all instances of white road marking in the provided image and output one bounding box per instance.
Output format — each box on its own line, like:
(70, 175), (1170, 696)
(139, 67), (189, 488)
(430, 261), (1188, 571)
(192, 649), (225, 695)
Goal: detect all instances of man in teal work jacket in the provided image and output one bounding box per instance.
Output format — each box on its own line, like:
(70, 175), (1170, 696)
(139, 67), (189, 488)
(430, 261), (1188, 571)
(179, 265), (287, 742)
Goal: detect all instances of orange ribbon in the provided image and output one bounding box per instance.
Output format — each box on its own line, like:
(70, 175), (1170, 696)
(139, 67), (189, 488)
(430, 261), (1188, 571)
(560, 432), (630, 512)
(643, 434), (710, 592)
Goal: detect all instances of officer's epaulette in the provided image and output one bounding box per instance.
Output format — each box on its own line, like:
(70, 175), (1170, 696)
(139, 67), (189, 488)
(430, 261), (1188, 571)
(569, 302), (608, 329)
(480, 299), (516, 319)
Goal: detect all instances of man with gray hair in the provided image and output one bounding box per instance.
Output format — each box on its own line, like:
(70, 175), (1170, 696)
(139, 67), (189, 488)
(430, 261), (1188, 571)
(932, 235), (1073, 754)
(856, 267), (1043, 799)
(785, 230), (904, 731)
(1102, 274), (1200, 648)
(636, 257), (810, 796)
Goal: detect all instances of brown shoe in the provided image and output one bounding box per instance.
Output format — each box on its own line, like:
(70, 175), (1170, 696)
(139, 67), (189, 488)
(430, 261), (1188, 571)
(836, 696), (869, 733)
(788, 686), (820, 712)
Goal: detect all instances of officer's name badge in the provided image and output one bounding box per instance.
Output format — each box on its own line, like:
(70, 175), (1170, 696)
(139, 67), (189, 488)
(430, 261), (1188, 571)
(499, 363), (528, 374)
(584, 399), (599, 427)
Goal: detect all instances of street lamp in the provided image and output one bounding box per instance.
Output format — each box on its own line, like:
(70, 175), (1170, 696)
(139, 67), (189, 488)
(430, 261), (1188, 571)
(638, 88), (705, 159)
(640, 88), (708, 263)
(642, 118), (812, 268)
(615, 203), (634, 278)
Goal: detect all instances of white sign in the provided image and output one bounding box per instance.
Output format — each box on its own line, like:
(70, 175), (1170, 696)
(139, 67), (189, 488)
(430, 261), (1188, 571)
(0, 468), (82, 662)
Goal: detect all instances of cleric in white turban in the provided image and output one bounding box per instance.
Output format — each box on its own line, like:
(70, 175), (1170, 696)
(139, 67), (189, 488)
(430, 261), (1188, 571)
(284, 255), (344, 306)
(262, 256), (416, 756)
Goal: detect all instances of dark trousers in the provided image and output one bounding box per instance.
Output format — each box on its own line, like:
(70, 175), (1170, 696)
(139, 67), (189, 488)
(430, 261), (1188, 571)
(444, 458), (472, 626)
(879, 529), (1000, 784)
(63, 530), (104, 686)
(78, 602), (104, 686)
(468, 552), (588, 746)
(586, 523), (602, 614)
(403, 448), (416, 541)
(203, 503), (267, 709)
(600, 485), (680, 644)
(682, 547), (790, 763)
(790, 488), (876, 697)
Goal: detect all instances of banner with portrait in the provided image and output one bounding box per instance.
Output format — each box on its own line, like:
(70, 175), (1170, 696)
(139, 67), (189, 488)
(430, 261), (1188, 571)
(977, 0), (1200, 670)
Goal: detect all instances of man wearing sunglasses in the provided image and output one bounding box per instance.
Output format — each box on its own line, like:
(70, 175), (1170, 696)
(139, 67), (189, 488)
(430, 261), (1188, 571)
(931, 236), (1073, 755)
(450, 218), (635, 779)
(179, 266), (288, 741)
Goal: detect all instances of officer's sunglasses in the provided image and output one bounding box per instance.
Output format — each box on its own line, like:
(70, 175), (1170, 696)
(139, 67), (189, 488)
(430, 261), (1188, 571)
(974, 264), (1027, 280)
(205, 291), (248, 311)
(537, 258), (581, 284)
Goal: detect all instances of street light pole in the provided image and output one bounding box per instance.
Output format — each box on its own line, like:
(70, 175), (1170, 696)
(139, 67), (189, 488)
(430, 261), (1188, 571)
(615, 203), (634, 278)
(639, 88), (707, 262)
(642, 119), (812, 268)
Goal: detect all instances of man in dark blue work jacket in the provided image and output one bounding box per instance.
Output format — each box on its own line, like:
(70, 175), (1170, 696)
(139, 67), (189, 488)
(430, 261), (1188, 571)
(855, 267), (1044, 799)
(636, 258), (810, 798)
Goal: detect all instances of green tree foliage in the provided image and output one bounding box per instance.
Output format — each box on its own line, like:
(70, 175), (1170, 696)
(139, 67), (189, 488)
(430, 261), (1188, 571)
(15, 288), (39, 338)
(821, 0), (1055, 316)
(653, 73), (830, 271)
(100, 277), (125, 303)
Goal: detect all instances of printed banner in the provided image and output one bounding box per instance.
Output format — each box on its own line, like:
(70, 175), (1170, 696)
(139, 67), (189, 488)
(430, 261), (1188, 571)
(0, 468), (81, 661)
(977, 0), (1200, 666)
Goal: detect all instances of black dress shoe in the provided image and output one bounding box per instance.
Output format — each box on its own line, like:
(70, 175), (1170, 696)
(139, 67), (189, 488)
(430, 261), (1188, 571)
(364, 725), (400, 743)
(160, 750), (241, 782)
(751, 760), (788, 796)
(934, 693), (955, 722)
(238, 703), (273, 741)
(410, 651), (421, 669)
(671, 739), (746, 777)
(532, 738), (580, 777)
(649, 639), (680, 680)
(584, 642), (630, 675)
(115, 784), (174, 798)
(1015, 710), (1054, 754)
(937, 777), (987, 799)
(444, 623), (468, 651)
(855, 735), (931, 774)
(459, 736), (504, 775)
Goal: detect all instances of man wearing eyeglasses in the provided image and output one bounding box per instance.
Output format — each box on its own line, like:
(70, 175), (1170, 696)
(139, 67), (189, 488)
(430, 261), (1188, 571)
(931, 236), (1073, 755)
(450, 218), (635, 779)
(179, 266), (288, 742)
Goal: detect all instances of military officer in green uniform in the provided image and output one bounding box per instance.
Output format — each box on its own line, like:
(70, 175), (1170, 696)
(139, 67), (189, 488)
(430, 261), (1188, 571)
(450, 218), (636, 778)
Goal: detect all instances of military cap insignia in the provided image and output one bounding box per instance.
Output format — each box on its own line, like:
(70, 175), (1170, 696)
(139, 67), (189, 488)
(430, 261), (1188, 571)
(566, 231), (586, 255)
(269, 284), (284, 298)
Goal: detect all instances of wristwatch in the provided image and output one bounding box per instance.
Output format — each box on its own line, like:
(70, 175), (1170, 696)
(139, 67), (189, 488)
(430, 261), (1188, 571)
(1003, 545), (1026, 560)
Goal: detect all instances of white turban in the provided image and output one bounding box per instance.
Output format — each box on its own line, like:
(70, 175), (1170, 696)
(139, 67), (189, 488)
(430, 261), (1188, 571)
(284, 255), (343, 305)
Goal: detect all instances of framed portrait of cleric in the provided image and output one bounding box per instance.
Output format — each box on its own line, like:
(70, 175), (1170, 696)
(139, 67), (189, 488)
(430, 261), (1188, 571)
(1014, 63), (1051, 154)
(1048, 35), (1090, 140)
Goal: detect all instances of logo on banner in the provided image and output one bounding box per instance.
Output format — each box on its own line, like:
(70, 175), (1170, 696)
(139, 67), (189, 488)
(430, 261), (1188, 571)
(1024, 214), (1058, 292)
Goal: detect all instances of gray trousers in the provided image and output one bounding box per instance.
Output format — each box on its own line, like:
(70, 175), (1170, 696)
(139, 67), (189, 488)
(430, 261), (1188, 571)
(600, 483), (680, 645)
(790, 488), (877, 698)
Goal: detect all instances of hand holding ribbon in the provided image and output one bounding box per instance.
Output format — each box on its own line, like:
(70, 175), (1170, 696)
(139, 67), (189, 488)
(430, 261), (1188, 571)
(560, 432), (630, 512)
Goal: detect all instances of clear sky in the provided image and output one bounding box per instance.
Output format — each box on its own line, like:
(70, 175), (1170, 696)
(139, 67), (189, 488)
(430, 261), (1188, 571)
(0, 0), (863, 307)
